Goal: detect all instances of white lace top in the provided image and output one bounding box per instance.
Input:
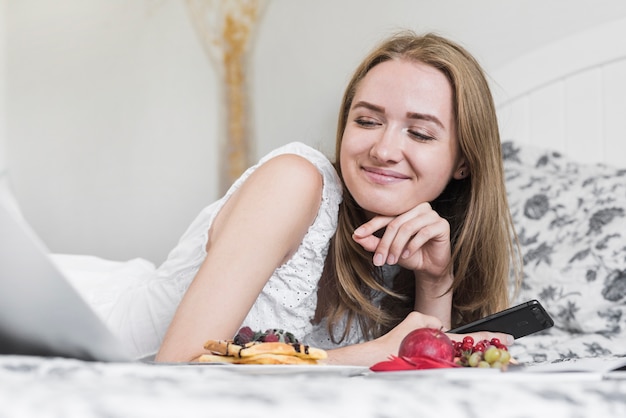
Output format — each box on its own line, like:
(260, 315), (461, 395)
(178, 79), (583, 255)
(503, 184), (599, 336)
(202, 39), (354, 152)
(103, 142), (366, 359)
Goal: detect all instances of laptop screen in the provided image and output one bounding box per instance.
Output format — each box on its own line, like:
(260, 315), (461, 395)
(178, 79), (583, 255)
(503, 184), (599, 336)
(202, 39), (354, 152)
(0, 199), (132, 362)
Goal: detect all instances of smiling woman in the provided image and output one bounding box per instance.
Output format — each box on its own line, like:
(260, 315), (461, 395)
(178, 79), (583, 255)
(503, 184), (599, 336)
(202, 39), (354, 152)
(53, 31), (519, 367)
(153, 32), (519, 366)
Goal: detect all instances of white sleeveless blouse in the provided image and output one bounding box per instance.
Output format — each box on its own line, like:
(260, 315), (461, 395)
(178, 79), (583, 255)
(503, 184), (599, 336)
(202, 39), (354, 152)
(96, 142), (369, 359)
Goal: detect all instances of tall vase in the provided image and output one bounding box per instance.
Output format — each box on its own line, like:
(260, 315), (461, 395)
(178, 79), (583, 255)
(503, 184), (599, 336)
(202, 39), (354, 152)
(185, 0), (267, 194)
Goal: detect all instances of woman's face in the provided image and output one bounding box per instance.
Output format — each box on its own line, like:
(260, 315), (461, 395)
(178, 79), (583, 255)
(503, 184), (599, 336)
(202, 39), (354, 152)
(340, 59), (465, 217)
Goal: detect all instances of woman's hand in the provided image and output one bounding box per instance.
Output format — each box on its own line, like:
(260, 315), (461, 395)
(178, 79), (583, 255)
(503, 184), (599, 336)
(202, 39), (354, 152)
(324, 311), (445, 366)
(324, 311), (515, 367)
(352, 202), (454, 328)
(375, 311), (446, 353)
(352, 202), (452, 279)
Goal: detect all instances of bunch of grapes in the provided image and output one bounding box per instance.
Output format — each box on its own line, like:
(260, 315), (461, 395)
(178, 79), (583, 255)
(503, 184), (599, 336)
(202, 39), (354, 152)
(454, 336), (512, 369)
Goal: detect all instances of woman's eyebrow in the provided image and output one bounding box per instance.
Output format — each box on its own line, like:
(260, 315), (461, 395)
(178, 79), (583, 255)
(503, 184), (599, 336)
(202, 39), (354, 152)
(406, 112), (444, 129)
(352, 101), (385, 114)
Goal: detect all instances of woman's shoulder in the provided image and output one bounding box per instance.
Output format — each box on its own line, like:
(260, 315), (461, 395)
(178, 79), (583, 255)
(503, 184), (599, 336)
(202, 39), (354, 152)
(258, 142), (333, 169)
(247, 153), (324, 206)
(256, 142), (342, 196)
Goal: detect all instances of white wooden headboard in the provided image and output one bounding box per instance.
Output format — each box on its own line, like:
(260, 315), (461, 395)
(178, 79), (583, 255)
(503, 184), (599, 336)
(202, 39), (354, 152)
(490, 17), (626, 166)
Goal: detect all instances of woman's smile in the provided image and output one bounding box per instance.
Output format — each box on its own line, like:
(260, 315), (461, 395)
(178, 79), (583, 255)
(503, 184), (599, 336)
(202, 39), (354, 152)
(362, 165), (411, 185)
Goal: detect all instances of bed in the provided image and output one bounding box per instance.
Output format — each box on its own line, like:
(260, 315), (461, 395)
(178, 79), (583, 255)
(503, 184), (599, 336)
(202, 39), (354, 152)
(2, 18), (626, 418)
(490, 16), (626, 370)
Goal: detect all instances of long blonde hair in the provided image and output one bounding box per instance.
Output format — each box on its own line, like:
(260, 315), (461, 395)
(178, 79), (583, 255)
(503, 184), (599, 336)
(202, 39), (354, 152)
(316, 32), (521, 342)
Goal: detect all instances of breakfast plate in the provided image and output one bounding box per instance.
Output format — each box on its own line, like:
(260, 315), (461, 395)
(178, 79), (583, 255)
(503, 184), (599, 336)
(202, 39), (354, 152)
(187, 363), (370, 376)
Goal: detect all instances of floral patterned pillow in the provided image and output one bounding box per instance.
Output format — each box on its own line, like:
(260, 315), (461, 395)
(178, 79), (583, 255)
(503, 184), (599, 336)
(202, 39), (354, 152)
(502, 141), (626, 339)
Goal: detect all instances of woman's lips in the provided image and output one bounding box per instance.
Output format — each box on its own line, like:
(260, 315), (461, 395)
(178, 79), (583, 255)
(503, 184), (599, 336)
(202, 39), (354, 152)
(362, 166), (410, 184)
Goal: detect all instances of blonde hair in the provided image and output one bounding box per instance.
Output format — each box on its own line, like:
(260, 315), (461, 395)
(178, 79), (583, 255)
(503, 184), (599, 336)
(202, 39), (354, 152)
(316, 32), (521, 342)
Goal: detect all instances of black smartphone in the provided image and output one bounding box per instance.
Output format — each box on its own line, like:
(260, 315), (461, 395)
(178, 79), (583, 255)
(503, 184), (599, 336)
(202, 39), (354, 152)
(449, 299), (554, 339)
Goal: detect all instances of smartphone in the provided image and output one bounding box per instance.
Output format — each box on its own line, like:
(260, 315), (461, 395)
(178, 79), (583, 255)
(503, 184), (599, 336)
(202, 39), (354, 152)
(449, 299), (554, 339)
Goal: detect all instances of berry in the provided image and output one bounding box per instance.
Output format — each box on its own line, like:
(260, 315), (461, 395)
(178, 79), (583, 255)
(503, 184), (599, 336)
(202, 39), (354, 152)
(499, 350), (511, 364)
(484, 346), (501, 364)
(233, 326), (300, 344)
(233, 326), (255, 344)
(473, 342), (486, 353)
(453, 341), (463, 357)
(262, 333), (279, 342)
(468, 352), (482, 367)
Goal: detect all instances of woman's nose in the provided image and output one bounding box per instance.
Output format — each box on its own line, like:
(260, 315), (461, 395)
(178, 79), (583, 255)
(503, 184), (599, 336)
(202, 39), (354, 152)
(369, 127), (402, 163)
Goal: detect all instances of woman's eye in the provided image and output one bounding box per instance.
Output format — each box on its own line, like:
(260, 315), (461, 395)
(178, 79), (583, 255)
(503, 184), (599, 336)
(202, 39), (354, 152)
(408, 130), (435, 141)
(355, 118), (380, 128)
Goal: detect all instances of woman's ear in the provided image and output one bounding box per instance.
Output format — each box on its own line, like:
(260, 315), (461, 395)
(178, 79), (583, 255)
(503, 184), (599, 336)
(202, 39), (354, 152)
(453, 159), (469, 180)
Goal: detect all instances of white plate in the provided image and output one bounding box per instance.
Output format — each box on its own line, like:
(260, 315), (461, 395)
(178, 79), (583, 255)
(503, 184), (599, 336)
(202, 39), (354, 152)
(190, 363), (370, 376)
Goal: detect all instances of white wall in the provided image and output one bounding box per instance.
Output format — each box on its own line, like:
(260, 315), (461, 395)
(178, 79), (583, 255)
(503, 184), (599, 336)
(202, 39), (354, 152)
(5, 0), (626, 264)
(6, 0), (219, 263)
(252, 0), (626, 157)
(0, 0), (6, 173)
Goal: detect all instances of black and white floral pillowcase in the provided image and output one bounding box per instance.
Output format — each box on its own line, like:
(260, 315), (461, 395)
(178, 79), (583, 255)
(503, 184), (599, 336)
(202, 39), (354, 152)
(502, 141), (626, 340)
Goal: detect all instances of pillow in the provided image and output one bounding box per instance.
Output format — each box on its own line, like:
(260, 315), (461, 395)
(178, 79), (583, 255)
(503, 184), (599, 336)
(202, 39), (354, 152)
(503, 141), (626, 339)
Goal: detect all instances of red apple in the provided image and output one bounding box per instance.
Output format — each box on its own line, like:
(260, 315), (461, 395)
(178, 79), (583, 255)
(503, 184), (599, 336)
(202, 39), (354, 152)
(398, 328), (455, 362)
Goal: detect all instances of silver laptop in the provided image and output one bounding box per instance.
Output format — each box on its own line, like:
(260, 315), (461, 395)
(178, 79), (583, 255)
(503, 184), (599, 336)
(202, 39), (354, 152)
(0, 198), (133, 362)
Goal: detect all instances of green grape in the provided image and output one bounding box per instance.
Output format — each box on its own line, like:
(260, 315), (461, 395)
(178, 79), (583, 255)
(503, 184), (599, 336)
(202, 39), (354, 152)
(490, 361), (503, 369)
(468, 352), (482, 367)
(499, 349), (511, 364)
(455, 339), (512, 369)
(484, 346), (501, 364)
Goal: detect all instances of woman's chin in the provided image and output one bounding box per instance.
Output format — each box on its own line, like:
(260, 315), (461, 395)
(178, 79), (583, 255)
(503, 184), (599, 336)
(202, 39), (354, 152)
(361, 203), (407, 218)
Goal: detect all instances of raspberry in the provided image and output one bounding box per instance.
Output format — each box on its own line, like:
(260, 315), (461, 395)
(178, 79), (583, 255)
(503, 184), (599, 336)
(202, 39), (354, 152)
(233, 326), (255, 345)
(234, 327), (300, 344)
(262, 333), (279, 342)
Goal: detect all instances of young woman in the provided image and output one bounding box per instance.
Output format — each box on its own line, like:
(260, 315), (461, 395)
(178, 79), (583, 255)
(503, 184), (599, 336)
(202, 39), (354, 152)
(149, 32), (520, 366)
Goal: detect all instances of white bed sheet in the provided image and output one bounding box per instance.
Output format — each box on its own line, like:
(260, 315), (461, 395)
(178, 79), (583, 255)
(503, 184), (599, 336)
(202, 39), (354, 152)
(0, 354), (624, 418)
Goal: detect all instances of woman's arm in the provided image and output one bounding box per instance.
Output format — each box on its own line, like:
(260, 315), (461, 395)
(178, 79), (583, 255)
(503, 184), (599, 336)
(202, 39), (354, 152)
(322, 311), (514, 367)
(352, 202), (454, 328)
(155, 154), (323, 362)
(413, 271), (453, 329)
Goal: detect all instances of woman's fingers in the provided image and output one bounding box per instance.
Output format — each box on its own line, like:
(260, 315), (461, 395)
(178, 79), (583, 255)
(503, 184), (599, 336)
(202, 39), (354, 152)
(352, 216), (394, 239)
(352, 216), (393, 264)
(351, 233), (380, 254)
(405, 310), (444, 330)
(353, 202), (448, 268)
(385, 210), (442, 264)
